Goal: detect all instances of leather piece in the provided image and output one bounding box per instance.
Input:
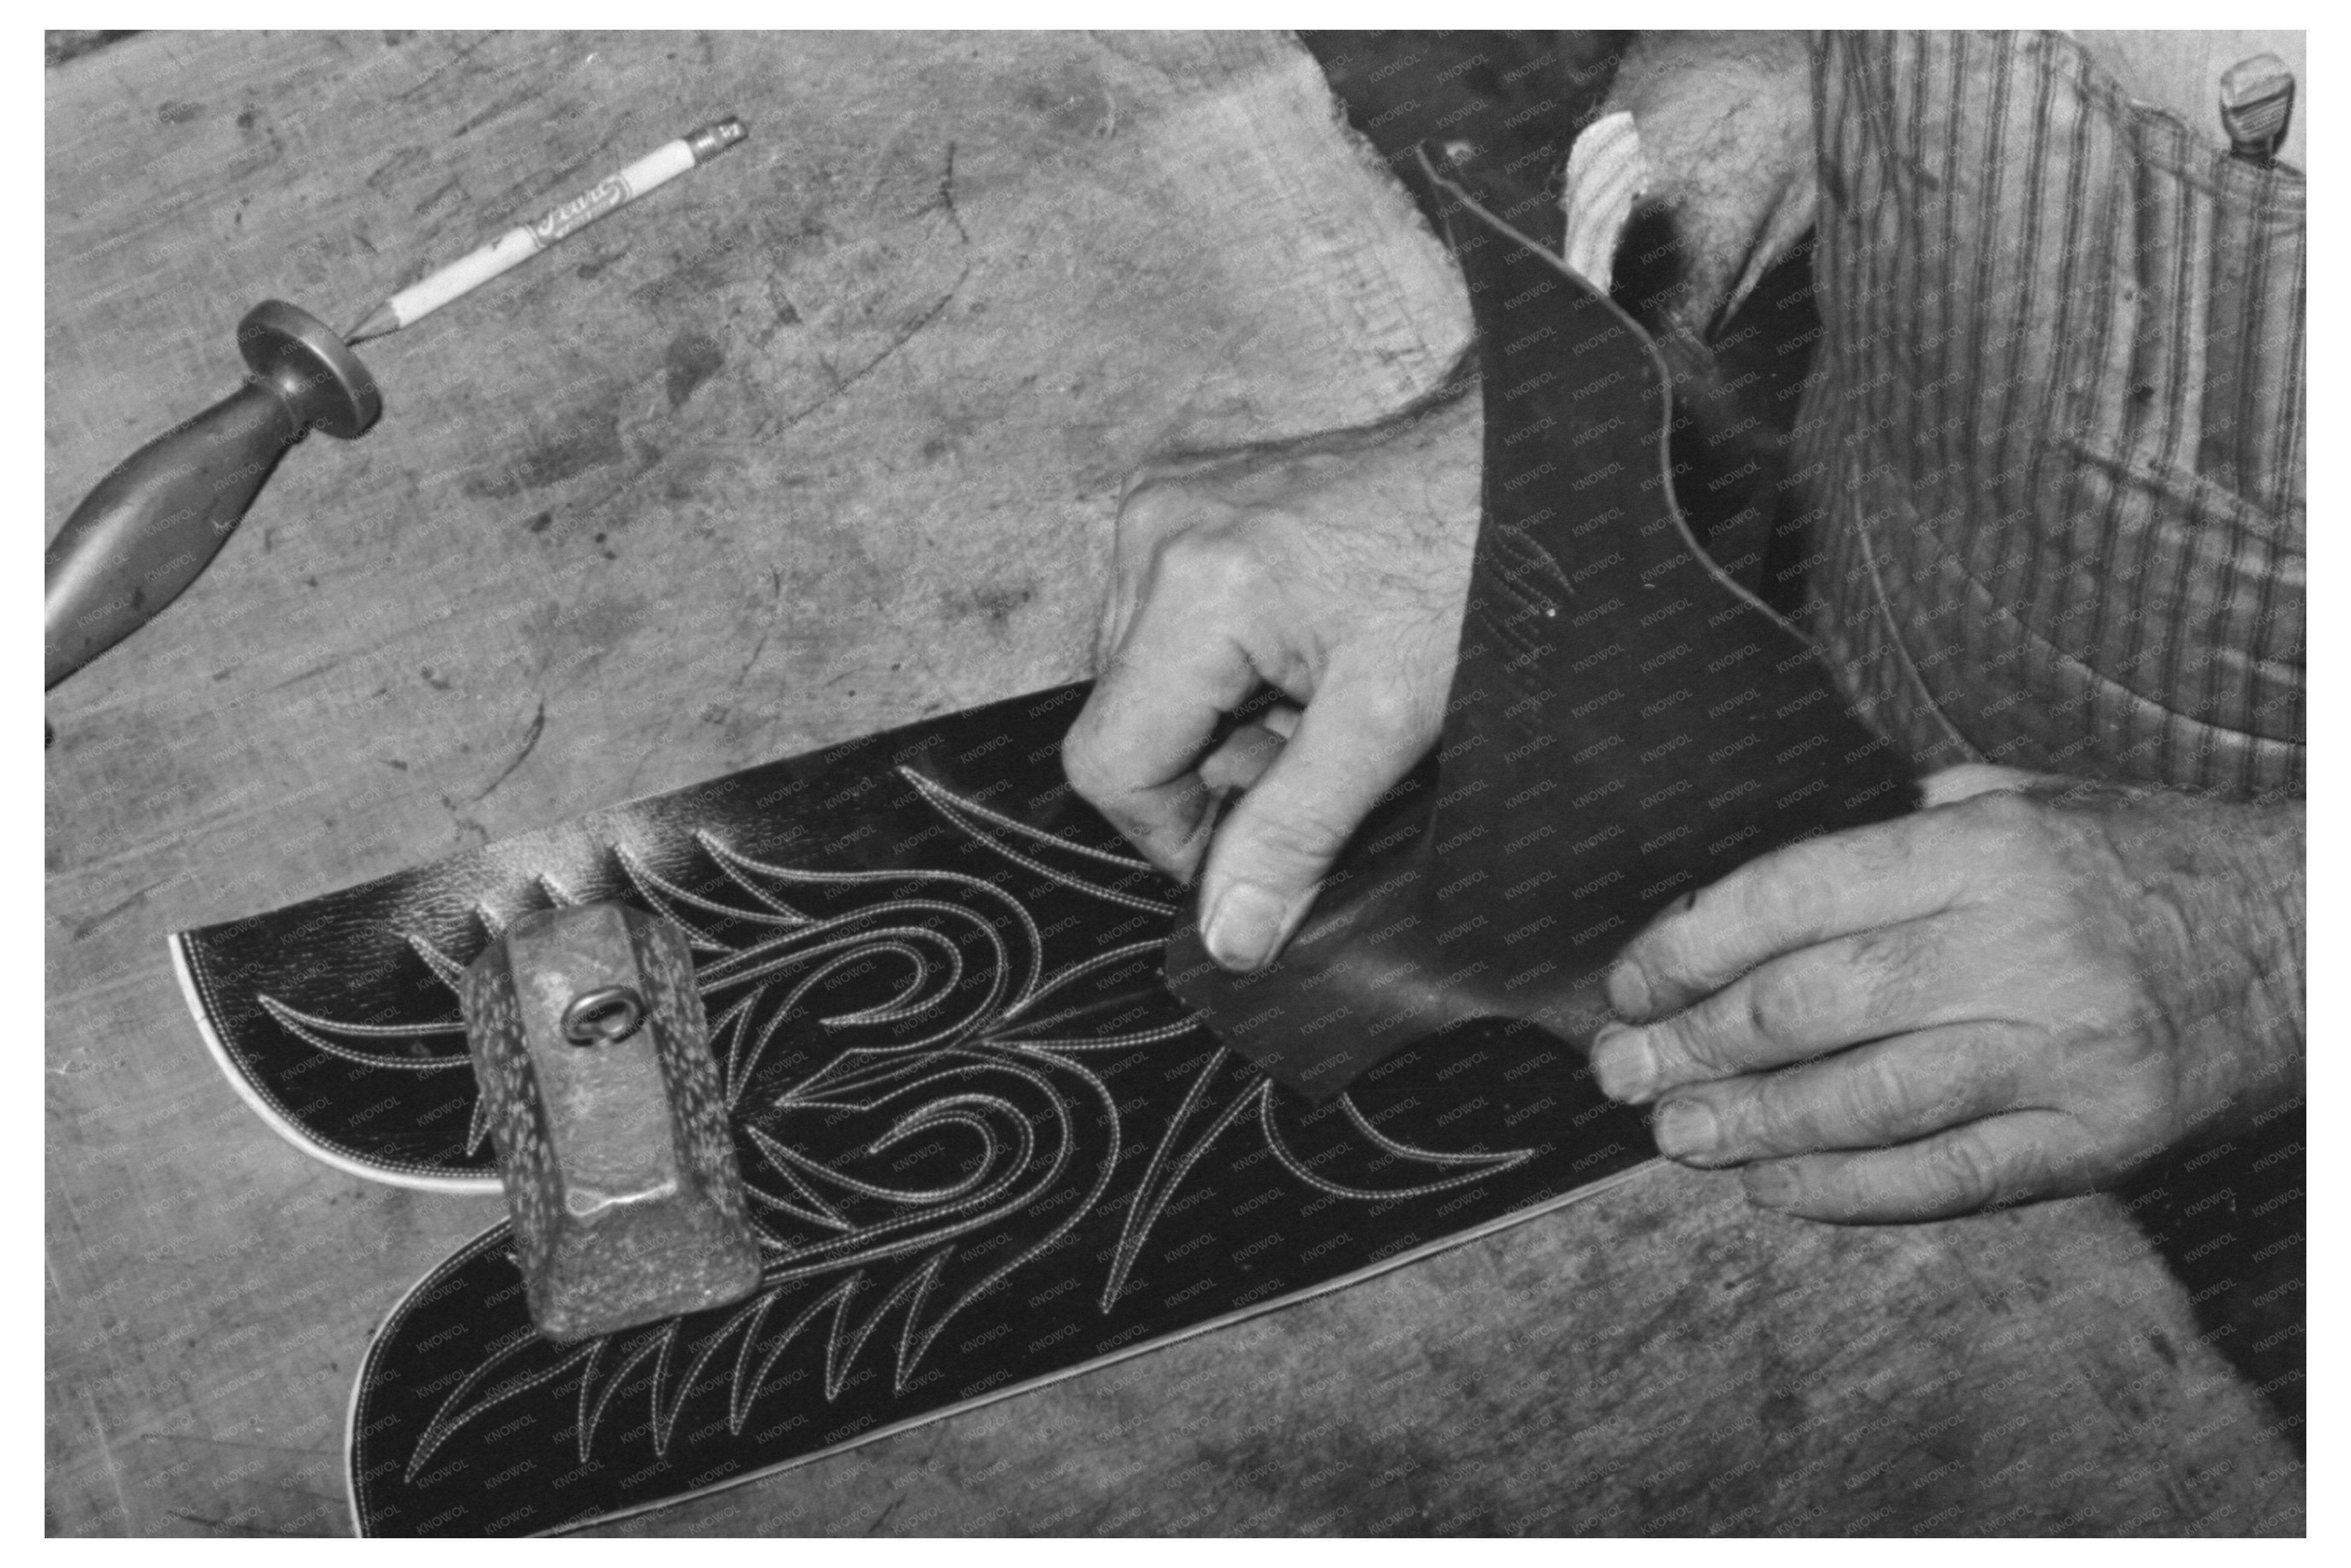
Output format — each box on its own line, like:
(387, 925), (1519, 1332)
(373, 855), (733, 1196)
(174, 686), (1654, 1535)
(1167, 162), (1916, 1097)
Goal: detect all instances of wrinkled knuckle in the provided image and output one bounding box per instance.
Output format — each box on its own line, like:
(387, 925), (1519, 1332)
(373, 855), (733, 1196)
(1739, 861), (1826, 938)
(1941, 1041), (2023, 1123)
(1059, 724), (1109, 797)
(1953, 787), (2047, 851)
(1832, 1056), (1910, 1140)
(1928, 1135), (1999, 1208)
(1154, 525), (1264, 603)
(1742, 968), (1811, 1047)
(1849, 822), (1918, 882)
(1116, 479), (1196, 538)
(1665, 1011), (1735, 1078)
(1352, 677), (1440, 753)
(2076, 969), (2149, 1035)
(1351, 680), (1414, 737)
(1245, 801), (1355, 871)
(2031, 951), (2140, 1039)
(1847, 925), (1927, 1028)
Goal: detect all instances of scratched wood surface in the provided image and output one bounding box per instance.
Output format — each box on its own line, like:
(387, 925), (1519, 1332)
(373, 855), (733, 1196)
(45, 31), (2302, 1537)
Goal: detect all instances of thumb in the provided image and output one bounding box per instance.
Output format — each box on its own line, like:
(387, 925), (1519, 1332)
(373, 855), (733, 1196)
(1195, 669), (1436, 972)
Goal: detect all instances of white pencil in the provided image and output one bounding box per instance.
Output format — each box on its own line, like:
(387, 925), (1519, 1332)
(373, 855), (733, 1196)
(347, 117), (748, 343)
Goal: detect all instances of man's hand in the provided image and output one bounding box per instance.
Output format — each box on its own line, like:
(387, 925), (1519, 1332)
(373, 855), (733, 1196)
(1063, 391), (1481, 972)
(1590, 767), (2305, 1222)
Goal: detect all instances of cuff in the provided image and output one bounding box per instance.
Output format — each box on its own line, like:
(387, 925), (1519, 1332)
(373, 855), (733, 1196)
(1559, 110), (1646, 293)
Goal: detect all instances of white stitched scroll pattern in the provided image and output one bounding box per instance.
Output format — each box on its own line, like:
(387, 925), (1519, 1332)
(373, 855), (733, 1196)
(359, 774), (1529, 1472)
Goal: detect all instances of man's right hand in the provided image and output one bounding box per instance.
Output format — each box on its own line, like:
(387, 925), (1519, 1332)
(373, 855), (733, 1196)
(1062, 390), (1483, 974)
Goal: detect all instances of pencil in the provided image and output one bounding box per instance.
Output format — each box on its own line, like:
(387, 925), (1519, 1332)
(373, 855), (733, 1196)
(347, 117), (748, 343)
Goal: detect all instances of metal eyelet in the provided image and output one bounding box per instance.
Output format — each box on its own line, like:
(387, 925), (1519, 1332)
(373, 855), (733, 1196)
(561, 986), (646, 1047)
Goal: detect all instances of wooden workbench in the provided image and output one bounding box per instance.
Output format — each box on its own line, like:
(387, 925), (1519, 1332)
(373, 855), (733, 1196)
(45, 32), (2302, 1536)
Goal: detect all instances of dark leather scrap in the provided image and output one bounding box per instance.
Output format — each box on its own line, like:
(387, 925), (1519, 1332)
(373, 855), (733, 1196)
(1166, 163), (1914, 1097)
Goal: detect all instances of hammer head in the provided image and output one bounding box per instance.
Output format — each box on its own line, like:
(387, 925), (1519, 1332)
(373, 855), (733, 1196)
(460, 903), (762, 1342)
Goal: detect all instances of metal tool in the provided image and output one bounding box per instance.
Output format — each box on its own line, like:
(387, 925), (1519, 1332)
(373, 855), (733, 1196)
(43, 300), (379, 689)
(47, 118), (746, 693)
(459, 902), (762, 1342)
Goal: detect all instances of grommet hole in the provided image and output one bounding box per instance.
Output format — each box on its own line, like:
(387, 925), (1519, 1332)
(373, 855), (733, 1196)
(562, 986), (646, 1046)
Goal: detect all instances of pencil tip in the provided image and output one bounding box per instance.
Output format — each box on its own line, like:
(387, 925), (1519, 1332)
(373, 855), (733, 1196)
(346, 305), (397, 344)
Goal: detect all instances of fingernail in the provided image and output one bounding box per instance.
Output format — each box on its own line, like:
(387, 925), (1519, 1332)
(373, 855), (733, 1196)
(1606, 960), (1653, 1020)
(1203, 882), (1297, 972)
(1653, 1099), (1718, 1162)
(1742, 1164), (1799, 1210)
(1590, 1023), (1658, 1103)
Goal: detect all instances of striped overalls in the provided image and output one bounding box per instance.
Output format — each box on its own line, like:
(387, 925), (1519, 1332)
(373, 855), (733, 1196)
(1794, 31), (2304, 798)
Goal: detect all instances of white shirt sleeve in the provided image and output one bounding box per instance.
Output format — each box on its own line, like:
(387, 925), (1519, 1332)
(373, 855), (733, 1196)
(1559, 110), (1646, 293)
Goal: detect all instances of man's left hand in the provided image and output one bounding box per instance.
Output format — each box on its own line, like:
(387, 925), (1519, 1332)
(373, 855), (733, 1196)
(1589, 767), (2304, 1222)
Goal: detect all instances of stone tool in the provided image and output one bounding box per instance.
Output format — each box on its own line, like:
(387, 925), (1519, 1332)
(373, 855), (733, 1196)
(458, 901), (762, 1342)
